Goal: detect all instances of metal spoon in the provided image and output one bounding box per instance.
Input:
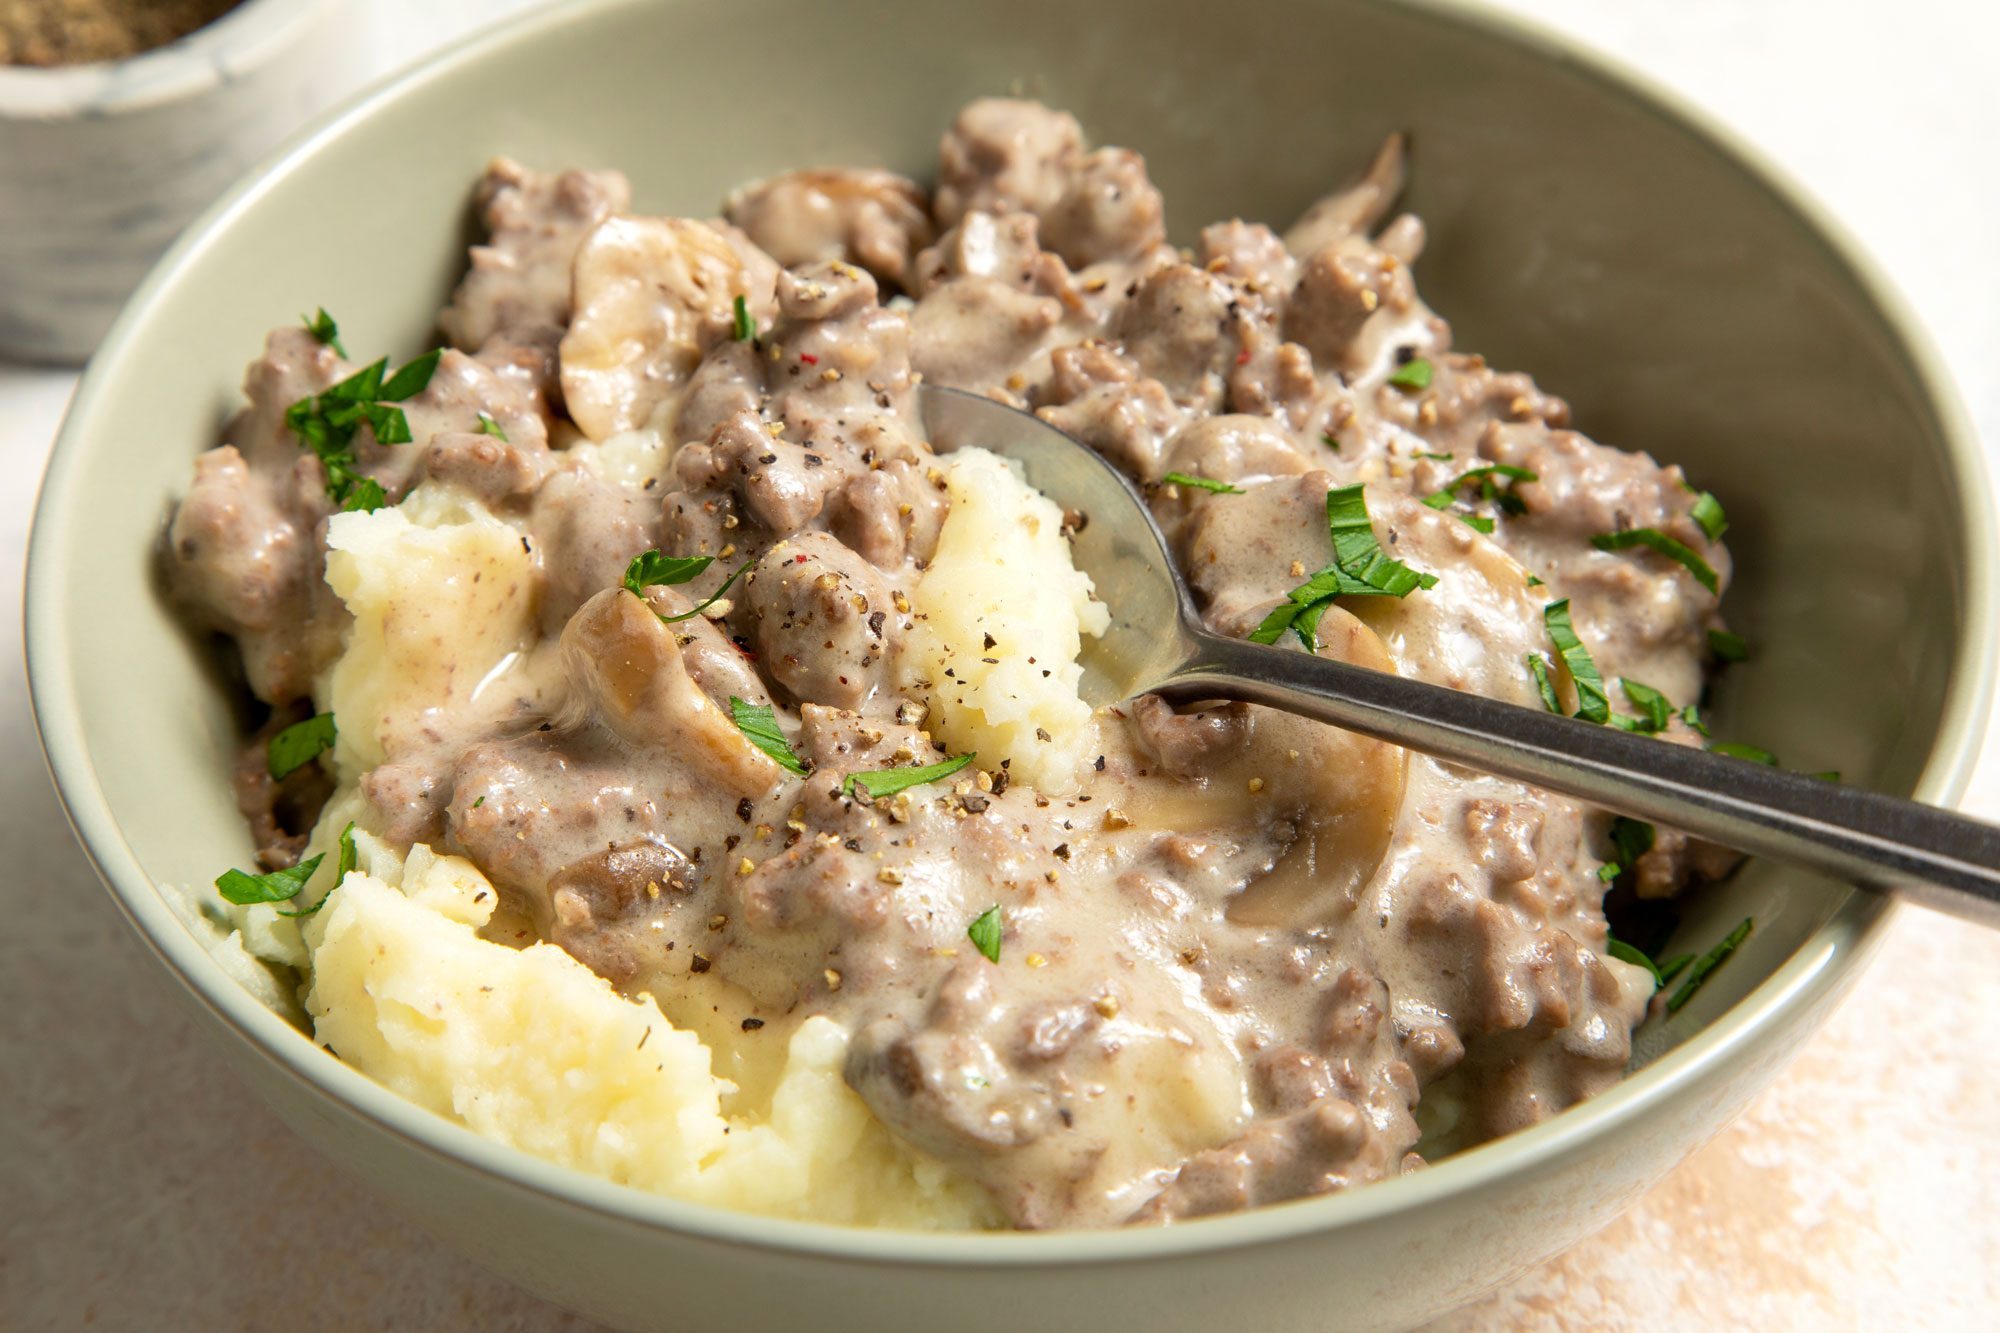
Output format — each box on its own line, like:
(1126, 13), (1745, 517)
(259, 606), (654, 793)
(921, 384), (2000, 928)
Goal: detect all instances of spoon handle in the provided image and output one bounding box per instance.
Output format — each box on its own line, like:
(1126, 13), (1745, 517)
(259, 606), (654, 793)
(1159, 632), (2000, 928)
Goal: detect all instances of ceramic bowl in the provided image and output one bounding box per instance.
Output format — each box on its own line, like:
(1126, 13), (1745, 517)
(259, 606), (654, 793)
(0, 0), (364, 363)
(24, 0), (1993, 1328)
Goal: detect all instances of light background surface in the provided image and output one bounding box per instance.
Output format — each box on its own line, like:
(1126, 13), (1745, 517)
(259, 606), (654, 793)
(4, 0), (1996, 1326)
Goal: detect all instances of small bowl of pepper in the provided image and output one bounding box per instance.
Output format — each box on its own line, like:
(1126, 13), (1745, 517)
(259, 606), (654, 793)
(0, 0), (365, 364)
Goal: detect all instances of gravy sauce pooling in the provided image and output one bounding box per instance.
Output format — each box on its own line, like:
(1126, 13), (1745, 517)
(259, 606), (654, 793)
(165, 99), (1740, 1229)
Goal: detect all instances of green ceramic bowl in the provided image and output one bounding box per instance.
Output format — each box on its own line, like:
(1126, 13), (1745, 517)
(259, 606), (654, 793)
(26, 0), (1993, 1328)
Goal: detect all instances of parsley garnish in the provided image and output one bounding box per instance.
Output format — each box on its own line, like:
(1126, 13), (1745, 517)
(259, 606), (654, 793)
(1161, 472), (1244, 495)
(1810, 770), (1842, 783)
(1606, 933), (1663, 987)
(1542, 600), (1608, 723)
(1325, 484), (1436, 594)
(845, 753), (976, 801)
(1710, 741), (1778, 765)
(1592, 528), (1720, 594)
(1421, 464), (1536, 524)
(476, 412), (509, 442)
(729, 697), (807, 775)
(1689, 491), (1728, 541)
(624, 550), (716, 597)
(216, 854), (323, 907)
(1386, 357), (1434, 391)
(282, 823), (359, 918)
(285, 345), (442, 510)
(966, 905), (1003, 963)
(1666, 917), (1752, 1013)
(621, 549), (751, 624)
(267, 712), (336, 781)
(1609, 816), (1655, 871)
(1526, 654), (1561, 712)
(732, 294), (755, 341)
(341, 478), (387, 514)
(302, 308), (346, 357)
(1708, 628), (1749, 662)
(214, 822), (359, 918)
(1612, 679), (1672, 734)
(1249, 486), (1438, 651)
(1680, 703), (1711, 737)
(1414, 450), (1454, 462)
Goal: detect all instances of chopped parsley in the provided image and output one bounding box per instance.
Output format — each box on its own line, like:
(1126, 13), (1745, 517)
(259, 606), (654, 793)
(301, 308), (346, 357)
(966, 905), (1003, 963)
(476, 412), (509, 441)
(1708, 628), (1749, 662)
(1606, 933), (1663, 987)
(1591, 528), (1720, 594)
(282, 823), (359, 919)
(1612, 679), (1672, 734)
(1710, 740), (1779, 765)
(1599, 815), (1655, 880)
(1386, 356), (1434, 391)
(284, 344), (442, 510)
(214, 822), (359, 919)
(1249, 485), (1438, 651)
(1542, 600), (1608, 723)
(1325, 484), (1438, 595)
(1526, 654), (1561, 712)
(729, 697), (807, 775)
(1680, 703), (1711, 737)
(623, 550), (714, 596)
(1421, 464), (1536, 525)
(267, 712), (336, 780)
(1689, 491), (1728, 541)
(1666, 917), (1753, 1013)
(1414, 450), (1454, 462)
(621, 550), (751, 623)
(732, 294), (755, 341)
(1810, 770), (1842, 783)
(216, 854), (323, 907)
(1609, 816), (1655, 870)
(845, 753), (976, 801)
(1161, 472), (1244, 495)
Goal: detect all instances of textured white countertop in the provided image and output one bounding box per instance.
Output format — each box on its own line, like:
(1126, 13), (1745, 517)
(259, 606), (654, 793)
(4, 1), (1997, 1327)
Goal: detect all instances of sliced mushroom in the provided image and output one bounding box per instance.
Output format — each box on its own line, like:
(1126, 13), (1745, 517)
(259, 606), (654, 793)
(559, 587), (783, 796)
(559, 216), (779, 441)
(723, 167), (935, 290)
(1282, 133), (1408, 257)
(1205, 604), (1408, 927)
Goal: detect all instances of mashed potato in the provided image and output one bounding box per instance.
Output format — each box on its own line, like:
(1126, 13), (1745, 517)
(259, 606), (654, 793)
(900, 448), (1110, 792)
(300, 834), (995, 1227)
(322, 486), (541, 776)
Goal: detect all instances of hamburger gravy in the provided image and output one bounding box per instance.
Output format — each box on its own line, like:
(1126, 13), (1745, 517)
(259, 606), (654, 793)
(166, 100), (1745, 1230)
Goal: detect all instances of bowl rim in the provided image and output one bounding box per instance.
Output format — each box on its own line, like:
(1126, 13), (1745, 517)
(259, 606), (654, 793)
(0, 0), (343, 119)
(25, 0), (1996, 1267)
